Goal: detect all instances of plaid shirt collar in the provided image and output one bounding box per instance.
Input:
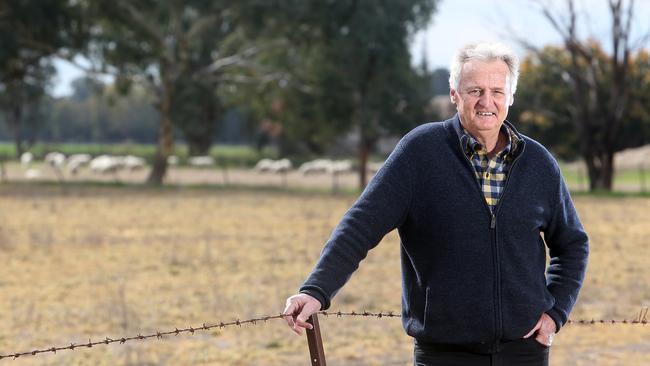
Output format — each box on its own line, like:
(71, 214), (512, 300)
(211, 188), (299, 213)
(459, 122), (521, 160)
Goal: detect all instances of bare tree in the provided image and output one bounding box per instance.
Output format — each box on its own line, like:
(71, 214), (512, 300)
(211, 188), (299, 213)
(522, 0), (648, 190)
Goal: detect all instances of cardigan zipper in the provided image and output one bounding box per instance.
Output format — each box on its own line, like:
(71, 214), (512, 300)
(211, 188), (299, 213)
(491, 143), (525, 351)
(457, 137), (500, 348)
(457, 130), (525, 351)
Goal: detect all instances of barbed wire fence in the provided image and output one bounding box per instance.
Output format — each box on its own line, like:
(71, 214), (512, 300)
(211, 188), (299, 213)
(0, 308), (647, 362)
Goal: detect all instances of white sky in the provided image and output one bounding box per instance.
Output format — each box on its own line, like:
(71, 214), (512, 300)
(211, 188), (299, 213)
(51, 0), (650, 97)
(411, 0), (650, 69)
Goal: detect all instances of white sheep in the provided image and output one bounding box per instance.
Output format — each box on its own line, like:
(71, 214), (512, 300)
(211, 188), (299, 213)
(328, 160), (353, 174)
(66, 154), (92, 175)
(269, 158), (293, 173)
(255, 158), (293, 173)
(298, 159), (333, 175)
(254, 158), (275, 172)
(20, 152), (33, 167)
(90, 155), (123, 174)
(167, 155), (179, 166)
(45, 152), (66, 181)
(45, 152), (66, 168)
(188, 156), (215, 167)
(122, 155), (146, 171)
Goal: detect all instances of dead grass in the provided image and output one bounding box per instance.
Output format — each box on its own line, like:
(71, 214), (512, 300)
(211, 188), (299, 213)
(0, 185), (647, 365)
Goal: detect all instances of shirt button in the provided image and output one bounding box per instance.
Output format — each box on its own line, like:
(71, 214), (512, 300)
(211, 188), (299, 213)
(485, 172), (490, 179)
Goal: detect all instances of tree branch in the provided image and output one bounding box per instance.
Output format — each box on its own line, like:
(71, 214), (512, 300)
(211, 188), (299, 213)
(114, 1), (164, 49)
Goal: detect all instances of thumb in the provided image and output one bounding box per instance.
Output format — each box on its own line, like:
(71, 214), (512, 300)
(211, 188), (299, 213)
(523, 318), (542, 338)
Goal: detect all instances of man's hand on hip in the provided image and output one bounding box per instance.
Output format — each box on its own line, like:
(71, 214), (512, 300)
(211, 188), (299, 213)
(523, 312), (557, 347)
(283, 293), (322, 335)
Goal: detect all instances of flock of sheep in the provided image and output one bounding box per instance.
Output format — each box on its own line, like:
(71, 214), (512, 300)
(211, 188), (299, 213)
(17, 152), (382, 181)
(19, 152), (149, 180)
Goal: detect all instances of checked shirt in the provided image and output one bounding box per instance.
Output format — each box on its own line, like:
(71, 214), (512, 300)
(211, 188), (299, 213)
(460, 123), (521, 212)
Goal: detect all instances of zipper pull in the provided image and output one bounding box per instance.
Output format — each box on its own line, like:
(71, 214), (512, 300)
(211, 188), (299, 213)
(490, 214), (496, 229)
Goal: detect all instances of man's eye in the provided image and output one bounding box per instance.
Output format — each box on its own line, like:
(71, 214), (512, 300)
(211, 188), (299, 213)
(469, 89), (481, 96)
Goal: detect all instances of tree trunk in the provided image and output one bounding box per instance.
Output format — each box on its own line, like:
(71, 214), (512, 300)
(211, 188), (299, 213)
(585, 149), (614, 191)
(0, 160), (6, 182)
(147, 82), (174, 185)
(358, 139), (371, 190)
(184, 95), (218, 156)
(188, 137), (212, 156)
(9, 101), (24, 159)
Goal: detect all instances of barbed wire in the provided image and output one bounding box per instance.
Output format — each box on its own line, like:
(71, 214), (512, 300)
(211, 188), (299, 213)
(0, 308), (646, 361)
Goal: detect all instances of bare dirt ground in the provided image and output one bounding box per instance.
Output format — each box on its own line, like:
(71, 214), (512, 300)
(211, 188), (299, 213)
(0, 185), (648, 365)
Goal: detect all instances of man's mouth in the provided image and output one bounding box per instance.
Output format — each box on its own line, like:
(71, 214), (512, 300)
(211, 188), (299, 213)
(477, 112), (495, 116)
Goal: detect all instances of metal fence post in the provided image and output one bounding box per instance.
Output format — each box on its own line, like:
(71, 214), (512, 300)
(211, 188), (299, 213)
(306, 314), (327, 366)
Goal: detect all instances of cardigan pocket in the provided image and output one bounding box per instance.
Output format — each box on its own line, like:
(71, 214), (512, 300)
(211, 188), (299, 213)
(405, 281), (415, 334)
(422, 286), (431, 329)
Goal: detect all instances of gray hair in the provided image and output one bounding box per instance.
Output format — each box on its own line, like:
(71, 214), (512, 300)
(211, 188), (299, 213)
(448, 42), (520, 95)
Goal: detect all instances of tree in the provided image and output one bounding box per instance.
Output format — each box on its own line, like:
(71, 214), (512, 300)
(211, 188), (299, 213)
(0, 0), (86, 157)
(89, 0), (267, 184)
(519, 0), (650, 190)
(242, 0), (438, 189)
(513, 44), (650, 163)
(172, 79), (222, 156)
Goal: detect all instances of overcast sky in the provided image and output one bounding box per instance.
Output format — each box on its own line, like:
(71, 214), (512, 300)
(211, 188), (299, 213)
(411, 0), (650, 69)
(51, 0), (650, 97)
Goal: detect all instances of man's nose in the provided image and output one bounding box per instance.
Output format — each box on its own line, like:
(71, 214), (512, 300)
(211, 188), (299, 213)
(478, 92), (493, 106)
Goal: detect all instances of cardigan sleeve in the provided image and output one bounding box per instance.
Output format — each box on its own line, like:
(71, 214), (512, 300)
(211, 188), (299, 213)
(299, 139), (414, 309)
(544, 173), (589, 332)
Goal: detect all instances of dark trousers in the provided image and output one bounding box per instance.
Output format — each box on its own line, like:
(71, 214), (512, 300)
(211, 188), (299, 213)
(414, 338), (549, 366)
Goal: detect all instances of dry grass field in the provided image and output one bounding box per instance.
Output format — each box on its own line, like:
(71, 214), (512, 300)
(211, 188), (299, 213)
(0, 184), (648, 365)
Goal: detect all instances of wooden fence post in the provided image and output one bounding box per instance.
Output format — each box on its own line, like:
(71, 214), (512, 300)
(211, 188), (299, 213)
(306, 314), (327, 365)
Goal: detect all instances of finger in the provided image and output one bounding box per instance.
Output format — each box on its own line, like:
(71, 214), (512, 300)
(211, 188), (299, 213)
(283, 301), (299, 328)
(295, 311), (314, 330)
(291, 317), (310, 336)
(523, 318), (542, 338)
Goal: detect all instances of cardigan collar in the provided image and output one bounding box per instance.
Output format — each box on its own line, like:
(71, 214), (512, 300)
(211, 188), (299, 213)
(448, 114), (525, 159)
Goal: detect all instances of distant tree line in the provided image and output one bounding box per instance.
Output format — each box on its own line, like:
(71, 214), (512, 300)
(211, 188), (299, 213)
(0, 76), (254, 146)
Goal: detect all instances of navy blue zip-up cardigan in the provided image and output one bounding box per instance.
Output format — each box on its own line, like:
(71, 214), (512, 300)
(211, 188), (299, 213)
(300, 115), (589, 346)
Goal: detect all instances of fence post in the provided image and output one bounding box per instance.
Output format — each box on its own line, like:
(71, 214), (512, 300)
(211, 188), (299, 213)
(306, 314), (327, 366)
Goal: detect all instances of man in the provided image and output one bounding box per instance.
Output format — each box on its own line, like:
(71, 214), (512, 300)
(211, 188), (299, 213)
(283, 42), (589, 365)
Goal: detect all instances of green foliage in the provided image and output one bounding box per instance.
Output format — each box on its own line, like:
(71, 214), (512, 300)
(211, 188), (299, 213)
(237, 0), (439, 158)
(0, 0), (87, 156)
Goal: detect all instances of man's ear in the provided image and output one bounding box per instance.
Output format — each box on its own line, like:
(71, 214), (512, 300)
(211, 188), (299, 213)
(450, 89), (457, 104)
(509, 94), (515, 106)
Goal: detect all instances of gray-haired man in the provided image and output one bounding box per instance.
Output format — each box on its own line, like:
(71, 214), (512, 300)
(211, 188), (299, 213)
(284, 42), (589, 366)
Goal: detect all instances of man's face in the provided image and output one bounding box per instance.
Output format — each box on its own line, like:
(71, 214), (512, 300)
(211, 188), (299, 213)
(450, 59), (513, 134)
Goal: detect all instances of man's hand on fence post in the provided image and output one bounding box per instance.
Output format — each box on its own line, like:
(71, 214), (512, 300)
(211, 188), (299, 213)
(283, 294), (322, 335)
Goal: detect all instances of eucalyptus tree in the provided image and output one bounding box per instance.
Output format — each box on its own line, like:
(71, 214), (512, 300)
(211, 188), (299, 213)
(89, 0), (271, 184)
(241, 0), (439, 189)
